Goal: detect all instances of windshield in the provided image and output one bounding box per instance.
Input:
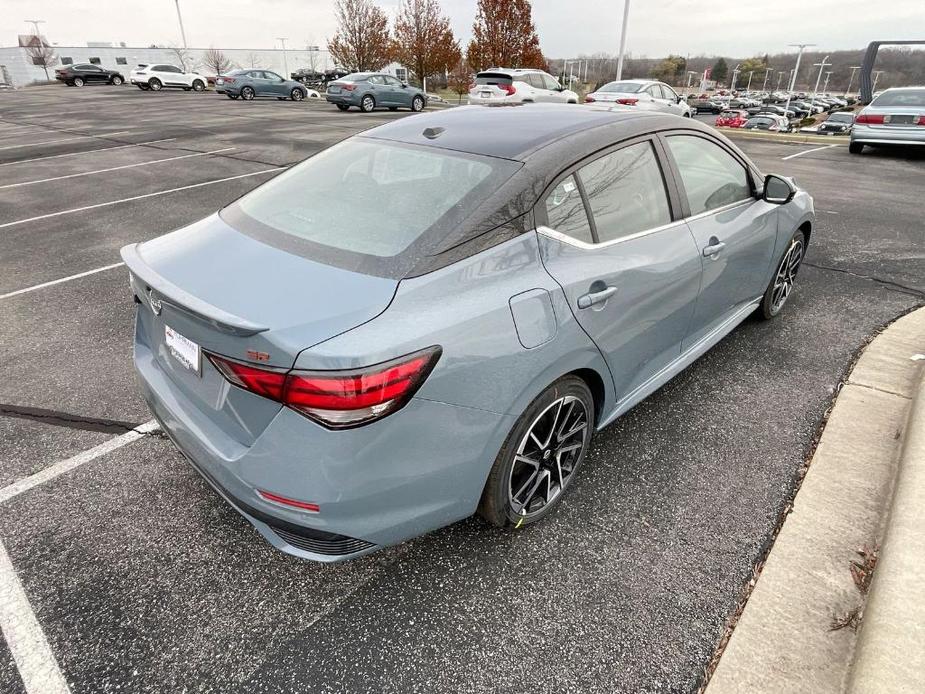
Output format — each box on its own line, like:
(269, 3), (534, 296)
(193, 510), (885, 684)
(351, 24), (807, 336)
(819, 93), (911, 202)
(229, 139), (520, 272)
(871, 89), (925, 108)
(598, 81), (645, 93)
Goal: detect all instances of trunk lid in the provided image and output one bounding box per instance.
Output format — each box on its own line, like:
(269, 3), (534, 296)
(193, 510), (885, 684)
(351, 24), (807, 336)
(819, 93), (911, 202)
(123, 214), (398, 444)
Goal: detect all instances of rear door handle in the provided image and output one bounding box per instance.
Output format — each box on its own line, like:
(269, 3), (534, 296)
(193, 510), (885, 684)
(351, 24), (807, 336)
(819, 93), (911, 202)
(703, 240), (726, 257)
(577, 286), (618, 309)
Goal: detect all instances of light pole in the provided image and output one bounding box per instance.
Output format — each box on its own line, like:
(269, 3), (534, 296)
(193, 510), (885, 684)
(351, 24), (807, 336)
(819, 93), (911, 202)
(24, 19), (46, 39)
(686, 70), (697, 91)
(761, 67), (771, 92)
(784, 43), (815, 117)
(872, 70), (884, 93)
(745, 70), (754, 92)
(173, 0), (188, 48)
(730, 63), (740, 92)
(822, 70), (832, 95)
(809, 55), (830, 112)
(615, 0), (631, 80)
(277, 37), (289, 79)
(776, 71), (786, 91)
(844, 65), (861, 97)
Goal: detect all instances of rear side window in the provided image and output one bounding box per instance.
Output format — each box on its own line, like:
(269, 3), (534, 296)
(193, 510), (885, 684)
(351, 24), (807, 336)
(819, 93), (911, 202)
(666, 135), (752, 215)
(233, 139), (519, 259)
(577, 141), (672, 242)
(544, 175), (593, 244)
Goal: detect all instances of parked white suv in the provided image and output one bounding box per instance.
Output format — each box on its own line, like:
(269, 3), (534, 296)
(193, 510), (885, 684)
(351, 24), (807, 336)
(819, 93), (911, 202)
(468, 69), (578, 105)
(130, 64), (207, 92)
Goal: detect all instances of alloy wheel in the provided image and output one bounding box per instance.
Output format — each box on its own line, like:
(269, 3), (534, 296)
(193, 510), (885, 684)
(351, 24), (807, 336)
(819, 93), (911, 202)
(770, 238), (804, 313)
(508, 395), (590, 519)
(361, 96), (375, 112)
(291, 89), (304, 101)
(242, 87), (255, 100)
(412, 96), (424, 112)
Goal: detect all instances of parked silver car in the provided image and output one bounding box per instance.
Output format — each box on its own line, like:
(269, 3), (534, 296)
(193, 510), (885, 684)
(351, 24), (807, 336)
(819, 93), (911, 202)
(122, 106), (813, 562)
(584, 79), (692, 117)
(850, 87), (925, 153)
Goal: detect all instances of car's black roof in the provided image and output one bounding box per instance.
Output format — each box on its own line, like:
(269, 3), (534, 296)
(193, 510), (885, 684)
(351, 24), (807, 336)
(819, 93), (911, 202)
(361, 104), (705, 161)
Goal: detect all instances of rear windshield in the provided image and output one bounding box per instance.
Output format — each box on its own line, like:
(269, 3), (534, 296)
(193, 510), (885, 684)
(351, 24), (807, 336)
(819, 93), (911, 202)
(721, 111), (741, 117)
(227, 139), (520, 276)
(598, 81), (645, 93)
(475, 73), (513, 85)
(871, 89), (925, 108)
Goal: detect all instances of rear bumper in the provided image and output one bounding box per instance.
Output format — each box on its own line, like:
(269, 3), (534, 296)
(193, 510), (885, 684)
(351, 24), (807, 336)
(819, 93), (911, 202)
(132, 314), (514, 562)
(851, 124), (925, 146)
(325, 94), (356, 105)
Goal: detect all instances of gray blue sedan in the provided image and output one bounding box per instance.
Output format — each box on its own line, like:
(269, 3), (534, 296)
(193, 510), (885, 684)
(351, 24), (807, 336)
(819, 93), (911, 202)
(121, 106), (813, 562)
(326, 72), (427, 112)
(216, 69), (308, 101)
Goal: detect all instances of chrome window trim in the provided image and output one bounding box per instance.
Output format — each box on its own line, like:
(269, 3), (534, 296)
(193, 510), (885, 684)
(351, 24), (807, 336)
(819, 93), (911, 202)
(537, 197), (756, 250)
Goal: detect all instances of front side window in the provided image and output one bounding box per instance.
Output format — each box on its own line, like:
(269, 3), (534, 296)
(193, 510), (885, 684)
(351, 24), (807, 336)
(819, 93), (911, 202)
(542, 74), (560, 91)
(234, 139), (516, 259)
(666, 135), (752, 215)
(577, 141), (672, 243)
(383, 76), (401, 86)
(544, 175), (593, 244)
(660, 84), (678, 101)
(265, 71), (282, 80)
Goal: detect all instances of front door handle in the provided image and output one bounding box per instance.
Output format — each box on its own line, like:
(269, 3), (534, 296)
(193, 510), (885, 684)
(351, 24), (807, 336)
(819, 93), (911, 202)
(702, 240), (726, 257)
(577, 286), (618, 309)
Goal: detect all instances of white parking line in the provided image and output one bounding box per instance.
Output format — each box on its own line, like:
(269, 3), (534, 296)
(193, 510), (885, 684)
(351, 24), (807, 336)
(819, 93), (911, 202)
(0, 147), (237, 190)
(0, 167), (284, 230)
(781, 144), (839, 160)
(0, 131), (132, 151)
(0, 263), (125, 300)
(0, 421), (159, 505)
(0, 541), (71, 694)
(0, 138), (176, 168)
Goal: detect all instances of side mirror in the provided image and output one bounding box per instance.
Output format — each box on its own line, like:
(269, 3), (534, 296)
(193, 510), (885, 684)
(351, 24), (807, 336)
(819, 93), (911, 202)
(677, 95), (683, 104)
(763, 174), (796, 205)
(401, 82), (408, 88)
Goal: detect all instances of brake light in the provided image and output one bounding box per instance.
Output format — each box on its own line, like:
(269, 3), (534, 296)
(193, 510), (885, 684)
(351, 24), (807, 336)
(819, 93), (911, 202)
(916, 115), (925, 126)
(207, 346), (441, 428)
(616, 97), (638, 105)
(500, 83), (516, 96)
(222, 77), (235, 84)
(585, 96), (595, 103)
(342, 83), (356, 91)
(855, 113), (884, 125)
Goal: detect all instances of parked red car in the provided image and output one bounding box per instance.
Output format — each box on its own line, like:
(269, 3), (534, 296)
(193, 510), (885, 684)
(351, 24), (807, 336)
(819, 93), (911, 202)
(715, 109), (749, 128)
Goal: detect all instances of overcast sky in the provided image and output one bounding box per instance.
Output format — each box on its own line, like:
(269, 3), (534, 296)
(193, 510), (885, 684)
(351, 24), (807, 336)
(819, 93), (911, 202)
(5, 0), (924, 58)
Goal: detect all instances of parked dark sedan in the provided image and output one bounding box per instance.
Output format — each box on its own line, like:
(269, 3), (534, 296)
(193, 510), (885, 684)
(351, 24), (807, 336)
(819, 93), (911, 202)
(817, 111), (854, 135)
(54, 63), (124, 87)
(215, 69), (309, 101)
(326, 73), (427, 112)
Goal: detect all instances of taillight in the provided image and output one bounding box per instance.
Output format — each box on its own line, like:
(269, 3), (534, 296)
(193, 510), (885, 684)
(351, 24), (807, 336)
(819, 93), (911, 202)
(342, 83), (356, 91)
(585, 95), (595, 102)
(855, 113), (884, 125)
(500, 83), (516, 96)
(207, 346), (441, 429)
(916, 115), (925, 126)
(222, 77), (235, 84)
(616, 97), (638, 105)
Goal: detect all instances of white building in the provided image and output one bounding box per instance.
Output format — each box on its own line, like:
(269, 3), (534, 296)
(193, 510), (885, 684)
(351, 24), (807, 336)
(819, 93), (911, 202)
(0, 42), (411, 87)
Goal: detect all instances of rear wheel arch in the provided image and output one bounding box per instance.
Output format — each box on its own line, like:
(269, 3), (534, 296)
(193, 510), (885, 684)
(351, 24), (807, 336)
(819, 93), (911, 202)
(567, 368), (607, 428)
(799, 220), (812, 247)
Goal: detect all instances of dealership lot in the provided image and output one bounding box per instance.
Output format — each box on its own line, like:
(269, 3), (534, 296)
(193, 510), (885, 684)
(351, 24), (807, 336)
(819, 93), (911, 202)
(1, 86), (923, 693)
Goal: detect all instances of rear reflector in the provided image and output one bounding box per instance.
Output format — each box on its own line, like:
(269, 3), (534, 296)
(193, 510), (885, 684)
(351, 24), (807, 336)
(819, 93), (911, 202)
(257, 489), (320, 513)
(855, 113), (884, 125)
(207, 346), (441, 428)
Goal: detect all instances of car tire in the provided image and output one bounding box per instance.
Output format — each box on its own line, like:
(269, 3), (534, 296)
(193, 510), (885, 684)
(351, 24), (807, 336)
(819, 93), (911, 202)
(360, 94), (376, 112)
(336, 104), (350, 111)
(241, 86), (255, 100)
(849, 142), (864, 154)
(149, 78), (162, 91)
(759, 230), (806, 320)
(73, 77), (85, 87)
(192, 80), (205, 92)
(478, 375), (594, 529)
(290, 88), (305, 101)
(137, 84), (149, 91)
(111, 76), (123, 86)
(411, 95), (425, 112)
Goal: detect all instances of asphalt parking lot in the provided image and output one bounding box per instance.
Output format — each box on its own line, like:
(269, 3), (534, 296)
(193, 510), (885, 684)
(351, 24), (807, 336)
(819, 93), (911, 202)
(1, 85), (923, 694)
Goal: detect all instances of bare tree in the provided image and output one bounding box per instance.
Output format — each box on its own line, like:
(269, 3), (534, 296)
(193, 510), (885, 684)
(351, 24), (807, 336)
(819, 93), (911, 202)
(202, 48), (233, 76)
(244, 52), (262, 69)
(448, 58), (471, 104)
(327, 0), (393, 71)
(25, 42), (57, 82)
(393, 0), (461, 90)
(168, 45), (194, 72)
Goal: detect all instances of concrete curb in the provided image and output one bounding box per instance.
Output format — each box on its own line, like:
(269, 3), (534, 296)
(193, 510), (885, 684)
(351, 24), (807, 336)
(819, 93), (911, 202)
(847, 367), (925, 692)
(705, 307), (925, 694)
